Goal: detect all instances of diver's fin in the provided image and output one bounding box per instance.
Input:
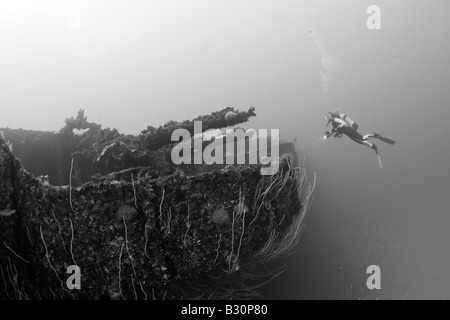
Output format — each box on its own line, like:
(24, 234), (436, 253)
(377, 153), (383, 169)
(372, 143), (383, 169)
(378, 136), (396, 145)
(374, 133), (396, 145)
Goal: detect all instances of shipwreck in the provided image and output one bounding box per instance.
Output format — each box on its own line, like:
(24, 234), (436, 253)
(0, 107), (314, 300)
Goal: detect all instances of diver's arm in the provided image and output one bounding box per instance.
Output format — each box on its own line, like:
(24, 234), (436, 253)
(333, 118), (347, 133)
(333, 130), (342, 138)
(330, 119), (345, 137)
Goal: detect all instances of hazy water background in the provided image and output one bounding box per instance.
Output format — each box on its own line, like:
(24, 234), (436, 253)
(1, 0), (449, 299)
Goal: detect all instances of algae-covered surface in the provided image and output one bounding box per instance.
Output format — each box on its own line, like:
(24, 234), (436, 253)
(0, 107), (314, 300)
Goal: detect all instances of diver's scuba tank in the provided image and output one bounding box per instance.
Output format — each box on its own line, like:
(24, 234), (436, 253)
(341, 114), (358, 130)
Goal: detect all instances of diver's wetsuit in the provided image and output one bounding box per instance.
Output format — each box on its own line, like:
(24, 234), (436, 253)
(331, 118), (365, 141)
(330, 117), (381, 155)
(339, 126), (368, 144)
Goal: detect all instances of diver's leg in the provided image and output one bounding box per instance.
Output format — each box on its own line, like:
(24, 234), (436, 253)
(362, 133), (376, 140)
(342, 127), (365, 141)
(362, 140), (376, 149)
(347, 135), (373, 148)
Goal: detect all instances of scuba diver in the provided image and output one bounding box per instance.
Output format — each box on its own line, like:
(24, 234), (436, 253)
(324, 111), (395, 169)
